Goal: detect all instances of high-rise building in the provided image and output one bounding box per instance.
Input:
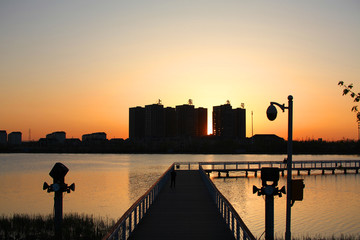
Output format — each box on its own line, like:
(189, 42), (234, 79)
(164, 107), (176, 137)
(213, 103), (246, 139)
(176, 104), (195, 137)
(213, 103), (233, 137)
(129, 102), (208, 139)
(129, 107), (145, 139)
(195, 107), (208, 136)
(145, 103), (165, 138)
(234, 108), (246, 139)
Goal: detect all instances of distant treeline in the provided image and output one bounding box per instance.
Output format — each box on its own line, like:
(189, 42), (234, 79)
(1, 136), (359, 154)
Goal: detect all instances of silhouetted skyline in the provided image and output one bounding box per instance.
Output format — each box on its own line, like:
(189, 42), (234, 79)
(1, 1), (359, 141)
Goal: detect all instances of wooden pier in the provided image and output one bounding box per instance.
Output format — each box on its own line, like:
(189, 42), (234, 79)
(128, 171), (236, 240)
(103, 160), (359, 240)
(103, 164), (255, 240)
(197, 160), (360, 178)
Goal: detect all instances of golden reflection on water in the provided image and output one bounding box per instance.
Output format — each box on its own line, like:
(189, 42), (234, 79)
(213, 173), (360, 238)
(1, 154), (359, 238)
(0, 170), (130, 220)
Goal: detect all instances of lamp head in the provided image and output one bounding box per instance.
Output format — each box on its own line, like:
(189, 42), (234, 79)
(49, 162), (69, 183)
(266, 104), (277, 121)
(43, 182), (49, 190)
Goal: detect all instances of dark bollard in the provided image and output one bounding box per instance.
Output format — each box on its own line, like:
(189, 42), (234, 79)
(43, 162), (75, 240)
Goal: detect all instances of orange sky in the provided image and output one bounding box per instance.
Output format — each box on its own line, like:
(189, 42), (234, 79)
(1, 1), (359, 141)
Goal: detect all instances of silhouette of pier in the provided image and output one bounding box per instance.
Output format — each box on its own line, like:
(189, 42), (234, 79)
(103, 164), (255, 240)
(103, 160), (359, 240)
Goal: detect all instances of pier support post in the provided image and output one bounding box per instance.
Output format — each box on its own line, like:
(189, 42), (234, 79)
(308, 170), (311, 175)
(255, 171), (258, 177)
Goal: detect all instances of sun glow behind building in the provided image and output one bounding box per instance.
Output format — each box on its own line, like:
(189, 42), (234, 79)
(0, 1), (359, 141)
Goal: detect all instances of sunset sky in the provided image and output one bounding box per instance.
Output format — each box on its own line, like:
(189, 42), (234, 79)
(1, 1), (359, 141)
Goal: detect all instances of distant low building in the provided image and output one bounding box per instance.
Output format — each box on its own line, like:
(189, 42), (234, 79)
(0, 130), (7, 145)
(251, 134), (284, 143)
(46, 131), (66, 143)
(8, 132), (22, 145)
(82, 132), (107, 142)
(65, 138), (81, 145)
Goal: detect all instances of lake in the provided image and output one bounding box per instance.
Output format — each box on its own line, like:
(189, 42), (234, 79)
(0, 154), (359, 238)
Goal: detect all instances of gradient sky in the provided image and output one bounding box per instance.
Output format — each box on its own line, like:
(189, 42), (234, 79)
(1, 1), (359, 141)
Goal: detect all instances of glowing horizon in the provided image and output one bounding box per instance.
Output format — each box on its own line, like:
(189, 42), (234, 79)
(1, 1), (359, 141)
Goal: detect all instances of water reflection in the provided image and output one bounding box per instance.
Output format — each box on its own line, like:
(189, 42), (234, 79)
(213, 173), (360, 238)
(0, 154), (359, 238)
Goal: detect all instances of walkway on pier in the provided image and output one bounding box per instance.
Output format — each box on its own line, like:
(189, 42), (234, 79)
(128, 170), (235, 240)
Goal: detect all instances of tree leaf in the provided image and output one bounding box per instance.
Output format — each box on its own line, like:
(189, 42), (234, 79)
(343, 89), (349, 95)
(349, 84), (353, 89)
(351, 93), (356, 98)
(351, 106), (358, 112)
(338, 81), (344, 86)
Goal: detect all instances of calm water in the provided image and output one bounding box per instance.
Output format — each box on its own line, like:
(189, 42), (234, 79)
(0, 154), (359, 238)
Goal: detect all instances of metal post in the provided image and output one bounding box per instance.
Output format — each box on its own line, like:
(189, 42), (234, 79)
(265, 194), (274, 240)
(285, 95), (293, 240)
(43, 163), (75, 240)
(54, 191), (63, 240)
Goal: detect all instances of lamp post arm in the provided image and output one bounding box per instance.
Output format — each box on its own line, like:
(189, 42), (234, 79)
(270, 102), (287, 112)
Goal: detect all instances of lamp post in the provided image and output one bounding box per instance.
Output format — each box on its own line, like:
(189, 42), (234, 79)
(43, 162), (75, 240)
(266, 95), (293, 240)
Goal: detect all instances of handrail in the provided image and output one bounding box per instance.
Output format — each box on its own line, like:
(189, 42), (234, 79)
(175, 160), (360, 169)
(199, 165), (256, 240)
(198, 160), (360, 170)
(102, 163), (175, 240)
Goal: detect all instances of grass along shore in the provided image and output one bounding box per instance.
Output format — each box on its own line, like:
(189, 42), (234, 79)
(0, 213), (115, 240)
(0, 214), (359, 240)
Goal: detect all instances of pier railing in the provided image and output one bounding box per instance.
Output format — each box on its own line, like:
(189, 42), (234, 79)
(102, 163), (174, 240)
(196, 160), (360, 176)
(199, 165), (256, 240)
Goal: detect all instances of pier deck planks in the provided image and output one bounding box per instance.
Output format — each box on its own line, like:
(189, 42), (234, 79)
(128, 170), (235, 240)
